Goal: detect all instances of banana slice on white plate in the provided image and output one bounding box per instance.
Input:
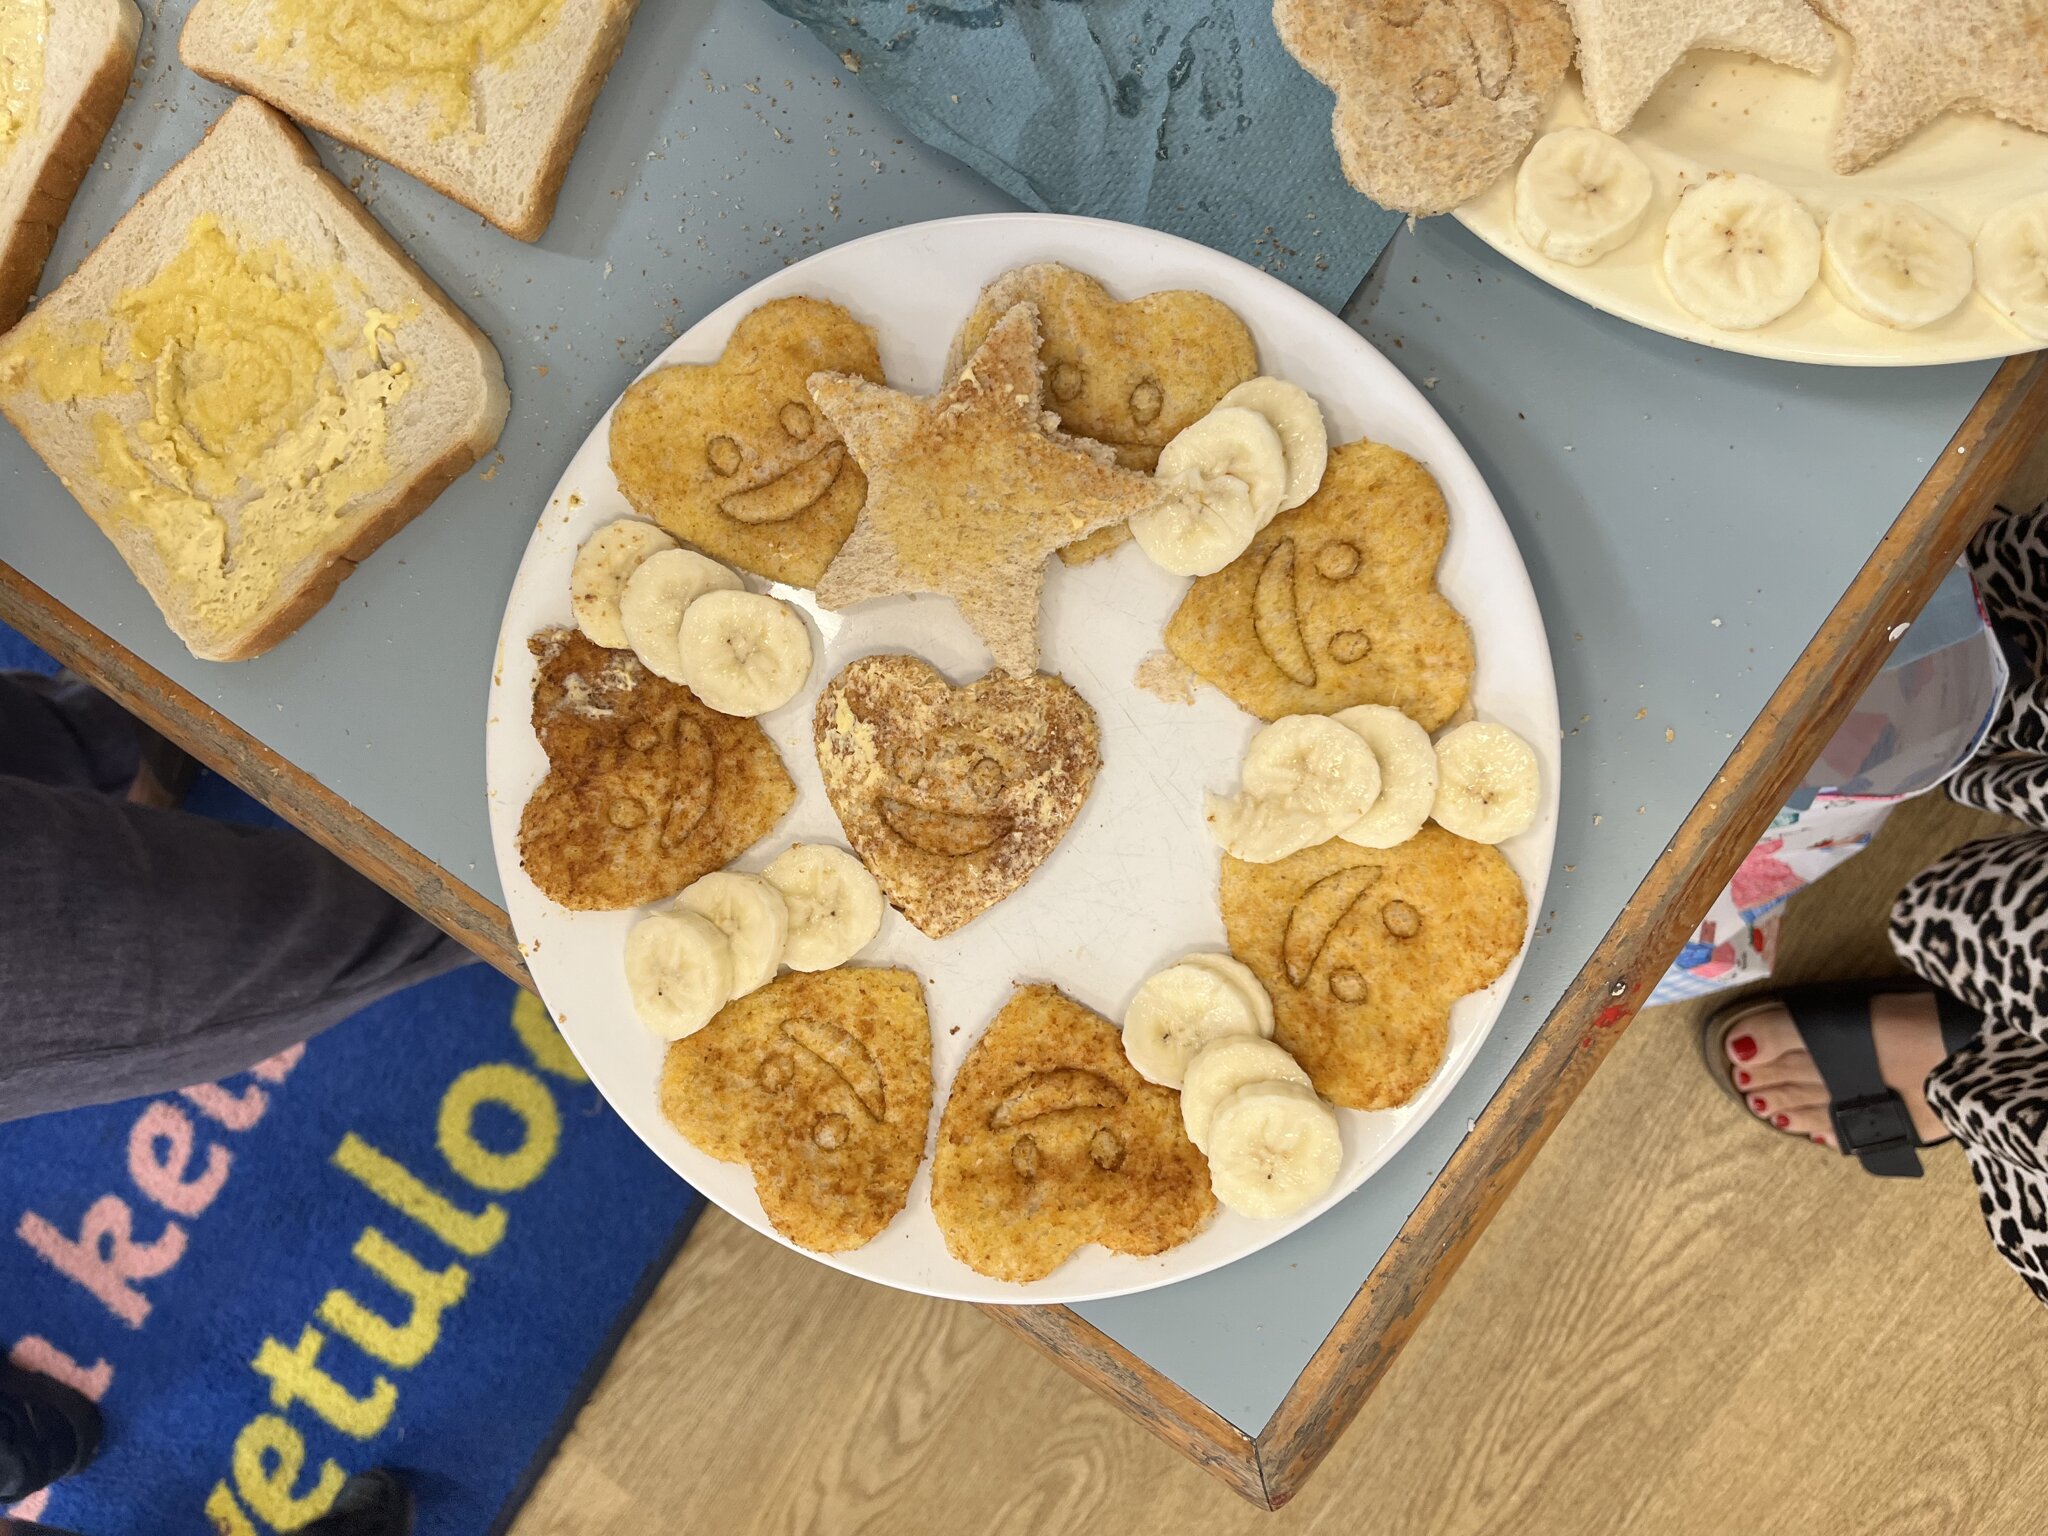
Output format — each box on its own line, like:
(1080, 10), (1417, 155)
(1334, 705), (1439, 849)
(1975, 192), (2048, 342)
(1206, 714), (1381, 864)
(677, 590), (813, 717)
(1122, 959), (1274, 1088)
(1514, 127), (1654, 267)
(618, 548), (744, 683)
(1179, 1035), (1311, 1154)
(1215, 378), (1328, 511)
(1179, 951), (1275, 1037)
(1661, 173), (1821, 331)
(1131, 405), (1288, 576)
(1205, 1079), (1344, 1219)
(624, 908), (734, 1040)
(1822, 200), (1973, 331)
(675, 870), (790, 999)
(571, 519), (677, 649)
(763, 843), (884, 972)
(1431, 721), (1540, 844)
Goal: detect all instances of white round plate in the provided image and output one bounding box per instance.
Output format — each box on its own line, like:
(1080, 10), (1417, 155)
(484, 214), (1560, 1304)
(1456, 38), (2048, 366)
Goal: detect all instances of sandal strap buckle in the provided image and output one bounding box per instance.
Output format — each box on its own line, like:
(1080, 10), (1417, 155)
(1830, 1090), (1915, 1156)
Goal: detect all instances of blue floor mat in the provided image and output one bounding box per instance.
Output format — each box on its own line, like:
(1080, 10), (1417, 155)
(2, 624), (703, 1535)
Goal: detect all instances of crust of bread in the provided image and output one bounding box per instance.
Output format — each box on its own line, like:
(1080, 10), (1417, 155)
(0, 98), (510, 662)
(207, 428), (495, 661)
(179, 0), (637, 241)
(0, 0), (140, 328)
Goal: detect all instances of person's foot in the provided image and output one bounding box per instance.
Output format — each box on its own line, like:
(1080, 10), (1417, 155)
(0, 1363), (103, 1503)
(298, 1469), (414, 1536)
(1723, 988), (1953, 1150)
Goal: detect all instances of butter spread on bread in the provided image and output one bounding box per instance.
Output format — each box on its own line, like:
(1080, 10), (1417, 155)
(0, 98), (508, 661)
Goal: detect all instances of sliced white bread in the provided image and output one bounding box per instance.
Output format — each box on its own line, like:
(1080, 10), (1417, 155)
(0, 0), (140, 328)
(179, 0), (639, 242)
(0, 96), (511, 662)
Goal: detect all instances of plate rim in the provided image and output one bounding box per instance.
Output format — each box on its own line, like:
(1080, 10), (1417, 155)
(483, 210), (1561, 1304)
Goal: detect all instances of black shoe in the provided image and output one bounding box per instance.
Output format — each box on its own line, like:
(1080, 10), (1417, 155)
(298, 1469), (414, 1536)
(0, 1363), (103, 1503)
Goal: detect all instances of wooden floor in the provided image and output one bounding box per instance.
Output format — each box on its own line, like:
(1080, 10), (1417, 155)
(511, 792), (2048, 1535)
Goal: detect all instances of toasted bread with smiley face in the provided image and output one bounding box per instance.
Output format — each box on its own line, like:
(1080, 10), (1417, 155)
(660, 967), (933, 1253)
(1165, 438), (1474, 730)
(948, 263), (1258, 566)
(517, 628), (796, 910)
(609, 296), (884, 588)
(932, 984), (1214, 1283)
(813, 654), (1100, 939)
(1220, 828), (1526, 1110)
(1274, 0), (1573, 217)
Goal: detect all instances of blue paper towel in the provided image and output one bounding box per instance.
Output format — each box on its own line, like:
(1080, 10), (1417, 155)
(761, 0), (1403, 311)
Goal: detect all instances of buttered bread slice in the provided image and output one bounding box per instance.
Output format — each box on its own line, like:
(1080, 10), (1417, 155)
(0, 0), (141, 328)
(0, 96), (510, 661)
(180, 0), (639, 242)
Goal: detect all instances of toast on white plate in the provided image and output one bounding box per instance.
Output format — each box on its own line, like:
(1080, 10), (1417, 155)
(0, 0), (140, 328)
(0, 96), (511, 662)
(179, 0), (639, 241)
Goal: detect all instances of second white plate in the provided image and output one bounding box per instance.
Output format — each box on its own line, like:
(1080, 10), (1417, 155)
(1456, 34), (2048, 366)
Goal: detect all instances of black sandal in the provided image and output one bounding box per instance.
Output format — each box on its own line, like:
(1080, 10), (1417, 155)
(1701, 981), (1980, 1178)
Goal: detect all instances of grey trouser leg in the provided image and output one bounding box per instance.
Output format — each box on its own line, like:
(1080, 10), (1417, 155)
(0, 672), (475, 1124)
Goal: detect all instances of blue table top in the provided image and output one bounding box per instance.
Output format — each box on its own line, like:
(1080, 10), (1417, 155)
(0, 0), (1996, 1435)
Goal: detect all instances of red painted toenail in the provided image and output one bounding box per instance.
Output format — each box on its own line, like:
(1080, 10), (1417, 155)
(1731, 1035), (1757, 1061)
(1811, 1135), (1825, 1144)
(1773, 1114), (1790, 1128)
(1752, 1096), (1767, 1112)
(1736, 1070), (1751, 1086)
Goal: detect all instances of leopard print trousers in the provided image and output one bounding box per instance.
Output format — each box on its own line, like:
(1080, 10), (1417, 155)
(1891, 503), (2048, 1307)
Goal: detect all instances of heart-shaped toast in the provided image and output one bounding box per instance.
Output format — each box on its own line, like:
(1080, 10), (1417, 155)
(518, 628), (795, 910)
(931, 984), (1213, 1283)
(660, 967), (933, 1253)
(949, 263), (1259, 565)
(1220, 827), (1526, 1110)
(609, 296), (884, 588)
(1165, 438), (1475, 730)
(813, 654), (1100, 938)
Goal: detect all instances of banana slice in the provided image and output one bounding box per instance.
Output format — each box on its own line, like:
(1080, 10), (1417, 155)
(763, 843), (885, 972)
(675, 870), (790, 999)
(676, 590), (813, 717)
(571, 519), (677, 649)
(1180, 951), (1275, 1037)
(618, 548), (744, 683)
(1179, 1035), (1312, 1154)
(1822, 200), (1973, 331)
(1431, 721), (1539, 844)
(1335, 705), (1438, 850)
(1514, 127), (1654, 267)
(1205, 1080), (1344, 1219)
(1131, 405), (1289, 576)
(624, 908), (734, 1040)
(1661, 173), (1821, 331)
(1122, 959), (1274, 1088)
(1130, 469), (1262, 577)
(1206, 714), (1381, 864)
(1216, 378), (1328, 512)
(1975, 192), (2048, 342)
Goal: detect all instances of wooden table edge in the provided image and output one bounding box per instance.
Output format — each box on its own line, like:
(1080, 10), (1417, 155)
(6, 350), (2044, 1512)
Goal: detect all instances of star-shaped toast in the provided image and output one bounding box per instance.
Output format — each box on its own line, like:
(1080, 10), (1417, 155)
(808, 302), (1170, 677)
(1816, 0), (2048, 172)
(1564, 0), (1834, 133)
